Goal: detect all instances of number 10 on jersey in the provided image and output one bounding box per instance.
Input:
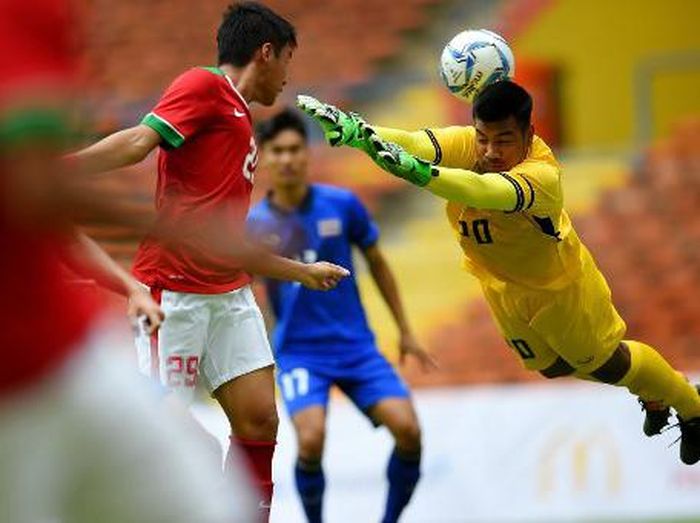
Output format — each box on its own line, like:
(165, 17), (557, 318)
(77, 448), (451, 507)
(459, 219), (493, 244)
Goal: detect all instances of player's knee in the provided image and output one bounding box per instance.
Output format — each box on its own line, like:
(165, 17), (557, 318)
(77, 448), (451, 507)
(296, 425), (325, 461)
(392, 417), (422, 452)
(237, 404), (279, 441)
(590, 343), (631, 384)
(540, 357), (575, 379)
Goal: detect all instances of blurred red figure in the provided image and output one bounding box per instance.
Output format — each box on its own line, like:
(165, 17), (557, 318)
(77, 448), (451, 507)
(71, 3), (349, 519)
(0, 0), (95, 396)
(0, 1), (257, 521)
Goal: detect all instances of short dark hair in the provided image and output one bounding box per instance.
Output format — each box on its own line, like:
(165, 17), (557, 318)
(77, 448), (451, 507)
(217, 2), (297, 67)
(473, 80), (532, 132)
(256, 108), (308, 144)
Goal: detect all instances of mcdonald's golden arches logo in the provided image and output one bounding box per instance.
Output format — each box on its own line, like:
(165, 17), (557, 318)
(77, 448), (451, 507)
(538, 427), (621, 499)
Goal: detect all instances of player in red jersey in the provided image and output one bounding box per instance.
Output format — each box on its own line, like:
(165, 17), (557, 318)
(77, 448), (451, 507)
(0, 1), (258, 522)
(70, 2), (348, 517)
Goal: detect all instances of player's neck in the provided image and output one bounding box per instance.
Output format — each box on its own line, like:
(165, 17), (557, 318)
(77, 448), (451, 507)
(219, 64), (254, 103)
(272, 183), (309, 211)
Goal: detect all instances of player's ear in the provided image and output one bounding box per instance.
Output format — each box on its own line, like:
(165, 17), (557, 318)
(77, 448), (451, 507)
(259, 42), (275, 62)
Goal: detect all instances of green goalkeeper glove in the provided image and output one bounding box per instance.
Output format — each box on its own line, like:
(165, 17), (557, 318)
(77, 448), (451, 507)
(296, 95), (366, 148)
(360, 123), (434, 187)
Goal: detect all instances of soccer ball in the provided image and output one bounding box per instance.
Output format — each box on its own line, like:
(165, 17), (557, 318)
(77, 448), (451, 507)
(439, 29), (515, 103)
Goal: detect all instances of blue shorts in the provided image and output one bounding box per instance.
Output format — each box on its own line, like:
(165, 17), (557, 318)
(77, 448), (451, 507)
(275, 346), (410, 423)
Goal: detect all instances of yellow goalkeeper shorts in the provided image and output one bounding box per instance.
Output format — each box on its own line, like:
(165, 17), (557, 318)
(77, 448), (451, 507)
(480, 257), (627, 374)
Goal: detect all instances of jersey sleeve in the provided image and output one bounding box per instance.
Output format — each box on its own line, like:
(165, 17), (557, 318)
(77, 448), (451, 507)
(141, 69), (216, 148)
(423, 126), (478, 168)
(346, 193), (379, 249)
(503, 160), (561, 215)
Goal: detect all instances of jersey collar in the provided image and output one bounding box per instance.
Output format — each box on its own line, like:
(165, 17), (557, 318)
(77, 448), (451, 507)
(200, 65), (252, 117)
(266, 185), (315, 215)
(205, 66), (251, 113)
(222, 73), (250, 112)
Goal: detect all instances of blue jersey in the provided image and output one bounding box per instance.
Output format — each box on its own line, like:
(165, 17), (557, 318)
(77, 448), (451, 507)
(247, 184), (379, 356)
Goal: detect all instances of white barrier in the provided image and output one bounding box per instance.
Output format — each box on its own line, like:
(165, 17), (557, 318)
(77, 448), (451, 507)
(193, 379), (700, 522)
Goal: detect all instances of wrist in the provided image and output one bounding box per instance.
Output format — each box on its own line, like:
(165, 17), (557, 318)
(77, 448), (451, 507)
(408, 160), (434, 187)
(125, 281), (145, 299)
(286, 259), (311, 284)
(398, 325), (413, 337)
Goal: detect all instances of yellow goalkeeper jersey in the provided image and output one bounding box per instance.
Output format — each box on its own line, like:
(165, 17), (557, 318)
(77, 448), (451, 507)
(431, 126), (588, 290)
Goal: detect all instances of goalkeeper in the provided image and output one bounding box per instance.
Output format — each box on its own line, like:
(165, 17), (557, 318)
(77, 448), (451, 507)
(297, 80), (700, 465)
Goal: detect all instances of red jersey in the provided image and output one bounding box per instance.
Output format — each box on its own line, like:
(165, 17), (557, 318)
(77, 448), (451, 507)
(0, 0), (98, 395)
(133, 67), (257, 294)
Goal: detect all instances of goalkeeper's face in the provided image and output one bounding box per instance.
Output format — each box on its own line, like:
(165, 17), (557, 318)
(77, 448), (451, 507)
(262, 129), (309, 189)
(474, 116), (534, 172)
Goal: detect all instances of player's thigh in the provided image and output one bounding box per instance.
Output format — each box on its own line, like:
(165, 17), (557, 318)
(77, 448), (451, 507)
(135, 289), (209, 405)
(369, 397), (422, 451)
(481, 284), (559, 371)
(213, 365), (278, 440)
(531, 268), (627, 374)
(291, 405), (328, 461)
(202, 285), (275, 400)
(337, 351), (411, 421)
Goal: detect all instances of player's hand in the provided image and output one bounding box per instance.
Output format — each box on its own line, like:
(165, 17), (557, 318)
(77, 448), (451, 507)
(399, 331), (438, 372)
(296, 95), (366, 149)
(127, 287), (165, 335)
(300, 261), (350, 291)
(360, 123), (434, 187)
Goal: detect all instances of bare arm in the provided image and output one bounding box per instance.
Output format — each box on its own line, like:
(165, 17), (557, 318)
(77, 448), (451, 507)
(68, 124), (162, 175)
(362, 244), (436, 370)
(70, 117), (349, 291)
(363, 244), (411, 333)
(65, 233), (164, 333)
(66, 233), (140, 296)
(236, 238), (349, 291)
(70, 122), (349, 292)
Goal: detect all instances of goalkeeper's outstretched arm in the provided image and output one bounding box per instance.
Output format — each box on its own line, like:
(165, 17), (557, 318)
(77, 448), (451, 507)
(296, 94), (518, 211)
(296, 95), (449, 161)
(374, 125), (478, 168)
(362, 128), (522, 212)
(426, 166), (520, 212)
(296, 94), (478, 165)
(372, 127), (436, 163)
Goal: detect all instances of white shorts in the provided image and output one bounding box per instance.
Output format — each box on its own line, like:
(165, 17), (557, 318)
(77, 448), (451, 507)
(135, 284), (274, 404)
(0, 325), (257, 523)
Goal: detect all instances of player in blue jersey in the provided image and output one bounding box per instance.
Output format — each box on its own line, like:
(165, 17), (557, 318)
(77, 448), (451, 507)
(248, 109), (436, 523)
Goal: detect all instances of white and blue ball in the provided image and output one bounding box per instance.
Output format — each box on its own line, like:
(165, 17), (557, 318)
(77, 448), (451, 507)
(439, 29), (515, 103)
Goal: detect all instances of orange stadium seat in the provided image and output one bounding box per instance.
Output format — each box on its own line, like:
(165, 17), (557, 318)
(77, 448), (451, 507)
(580, 119), (700, 372)
(85, 0), (444, 99)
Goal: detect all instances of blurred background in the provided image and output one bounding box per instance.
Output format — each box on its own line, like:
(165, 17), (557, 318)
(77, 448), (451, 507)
(79, 0), (700, 521)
